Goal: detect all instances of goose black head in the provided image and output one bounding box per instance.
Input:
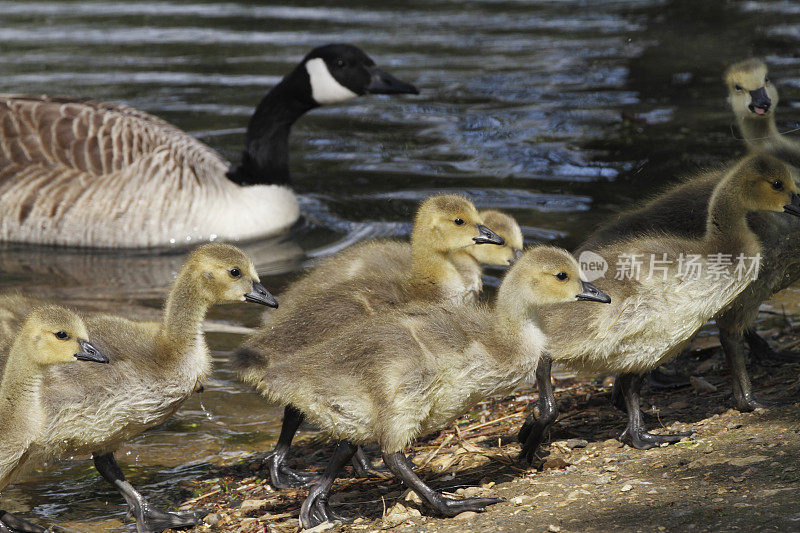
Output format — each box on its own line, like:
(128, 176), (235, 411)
(300, 43), (419, 105)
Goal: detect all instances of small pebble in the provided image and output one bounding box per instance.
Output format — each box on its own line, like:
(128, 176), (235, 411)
(455, 511), (478, 521)
(690, 376), (718, 393)
(621, 484), (633, 492)
(203, 513), (221, 527)
(543, 457), (569, 470)
(239, 499), (267, 514)
(549, 525), (562, 532)
(566, 438), (589, 449)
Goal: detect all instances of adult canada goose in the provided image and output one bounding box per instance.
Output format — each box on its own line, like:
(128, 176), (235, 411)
(518, 155), (800, 461)
(0, 44), (418, 248)
(242, 246), (609, 528)
(0, 243), (277, 533)
(235, 195), (506, 488)
(0, 306), (108, 533)
(579, 59), (800, 410)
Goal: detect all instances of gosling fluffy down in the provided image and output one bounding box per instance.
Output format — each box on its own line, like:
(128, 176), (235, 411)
(235, 194), (506, 384)
(546, 155), (800, 376)
(0, 306), (107, 491)
(0, 243), (276, 533)
(254, 246), (609, 528)
(578, 60), (800, 410)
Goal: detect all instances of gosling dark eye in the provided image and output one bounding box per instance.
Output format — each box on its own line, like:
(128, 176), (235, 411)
(735, 84), (743, 92)
(55, 331), (69, 340)
(335, 58), (344, 68)
(229, 267), (242, 279)
(453, 218), (465, 226)
(555, 272), (569, 281)
(771, 180), (784, 191)
(765, 77), (770, 84)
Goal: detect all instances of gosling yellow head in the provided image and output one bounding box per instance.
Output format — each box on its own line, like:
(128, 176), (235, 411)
(412, 194), (504, 253)
(503, 246), (611, 307)
(725, 59), (777, 120)
(20, 306), (109, 365)
(470, 210), (524, 266)
(184, 243), (278, 307)
(735, 155), (800, 216)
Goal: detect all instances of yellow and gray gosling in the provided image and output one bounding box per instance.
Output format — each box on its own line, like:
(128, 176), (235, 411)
(0, 243), (276, 533)
(0, 306), (107, 533)
(246, 246), (609, 528)
(579, 59), (800, 411)
(518, 155), (800, 461)
(234, 194), (505, 488)
(292, 208), (523, 301)
(0, 44), (417, 248)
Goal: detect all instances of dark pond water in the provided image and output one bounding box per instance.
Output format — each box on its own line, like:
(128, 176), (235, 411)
(2, 0), (800, 530)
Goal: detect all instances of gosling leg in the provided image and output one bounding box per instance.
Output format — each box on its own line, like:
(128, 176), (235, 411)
(743, 328), (800, 365)
(350, 447), (388, 477)
(617, 373), (694, 449)
(518, 356), (558, 464)
(299, 441), (357, 529)
(263, 405), (322, 488)
(93, 452), (209, 533)
(383, 452), (503, 517)
(612, 364), (690, 411)
(0, 511), (46, 533)
(721, 330), (773, 410)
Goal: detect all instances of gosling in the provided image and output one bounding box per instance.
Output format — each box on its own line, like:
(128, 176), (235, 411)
(0, 243), (277, 533)
(1, 306), (108, 533)
(235, 195), (506, 488)
(299, 208), (524, 298)
(247, 246), (609, 528)
(579, 59), (800, 410)
(519, 155), (800, 460)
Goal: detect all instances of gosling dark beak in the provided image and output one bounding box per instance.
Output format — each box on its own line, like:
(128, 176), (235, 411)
(784, 193), (800, 217)
(75, 339), (109, 363)
(244, 281), (278, 308)
(576, 280), (611, 304)
(366, 65), (419, 95)
(473, 224), (505, 246)
(748, 87), (771, 115)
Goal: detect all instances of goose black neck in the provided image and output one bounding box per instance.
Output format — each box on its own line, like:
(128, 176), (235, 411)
(227, 71), (318, 186)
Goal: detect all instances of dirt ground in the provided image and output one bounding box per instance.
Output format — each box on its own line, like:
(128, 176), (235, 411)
(172, 328), (800, 533)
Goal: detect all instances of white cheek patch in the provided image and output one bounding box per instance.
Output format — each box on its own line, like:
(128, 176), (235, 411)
(305, 58), (358, 105)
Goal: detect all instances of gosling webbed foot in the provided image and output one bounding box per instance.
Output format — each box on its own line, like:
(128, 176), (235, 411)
(518, 414), (549, 465)
(299, 441), (358, 530)
(0, 512), (46, 533)
(263, 451), (321, 489)
(744, 329), (800, 365)
(619, 426), (694, 450)
(350, 447), (389, 477)
(429, 495), (504, 517)
(131, 505), (209, 533)
(299, 489), (351, 529)
(733, 391), (778, 412)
